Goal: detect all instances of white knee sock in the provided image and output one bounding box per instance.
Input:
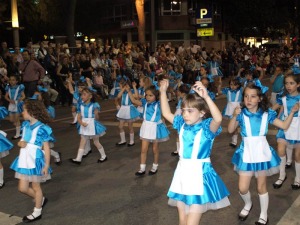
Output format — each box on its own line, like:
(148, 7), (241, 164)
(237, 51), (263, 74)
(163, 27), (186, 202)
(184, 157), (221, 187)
(16, 126), (20, 137)
(31, 207), (42, 218)
(50, 149), (59, 159)
(258, 192), (269, 222)
(84, 139), (91, 154)
(75, 149), (85, 161)
(295, 162), (300, 181)
(231, 134), (238, 144)
(119, 132), (126, 143)
(278, 156), (286, 180)
(140, 164), (146, 172)
(72, 112), (77, 123)
(176, 141), (180, 151)
(98, 147), (106, 158)
(239, 191), (252, 211)
(151, 163), (158, 171)
(286, 144), (293, 164)
(0, 168), (3, 184)
(129, 133), (134, 144)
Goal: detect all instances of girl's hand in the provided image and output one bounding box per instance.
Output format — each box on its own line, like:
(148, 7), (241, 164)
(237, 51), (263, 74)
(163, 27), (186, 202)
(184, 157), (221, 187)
(193, 81), (208, 99)
(82, 122), (88, 127)
(159, 79), (169, 92)
(42, 165), (49, 176)
(10, 100), (15, 104)
(18, 141), (27, 148)
(233, 106), (242, 117)
(290, 102), (300, 113)
(116, 105), (121, 110)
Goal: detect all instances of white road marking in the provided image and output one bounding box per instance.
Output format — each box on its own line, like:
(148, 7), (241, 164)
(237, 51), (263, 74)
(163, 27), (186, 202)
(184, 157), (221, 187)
(0, 212), (22, 225)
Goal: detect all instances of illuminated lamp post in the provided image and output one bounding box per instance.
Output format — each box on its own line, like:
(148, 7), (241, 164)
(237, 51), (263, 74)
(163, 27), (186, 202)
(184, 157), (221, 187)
(11, 0), (20, 48)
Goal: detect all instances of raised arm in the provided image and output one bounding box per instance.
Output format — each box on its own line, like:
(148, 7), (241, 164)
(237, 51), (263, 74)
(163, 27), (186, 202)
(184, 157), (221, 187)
(273, 103), (300, 129)
(126, 85), (142, 106)
(193, 81), (222, 133)
(159, 79), (175, 124)
(228, 106), (241, 133)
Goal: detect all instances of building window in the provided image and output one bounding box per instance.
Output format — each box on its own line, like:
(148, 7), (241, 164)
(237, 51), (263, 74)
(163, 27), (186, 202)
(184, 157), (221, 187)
(161, 0), (181, 16)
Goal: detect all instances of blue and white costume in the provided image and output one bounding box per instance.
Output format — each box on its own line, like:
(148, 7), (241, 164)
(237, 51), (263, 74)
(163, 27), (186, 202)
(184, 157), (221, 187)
(168, 116), (230, 213)
(116, 90), (140, 122)
(47, 106), (55, 119)
(10, 121), (53, 182)
(0, 107), (13, 158)
(222, 87), (243, 117)
(6, 84), (25, 113)
(174, 98), (183, 116)
(77, 102), (106, 137)
(109, 75), (121, 99)
(232, 108), (280, 176)
(208, 61), (223, 77)
(243, 79), (269, 94)
(139, 99), (169, 142)
(137, 86), (145, 117)
(276, 94), (300, 145)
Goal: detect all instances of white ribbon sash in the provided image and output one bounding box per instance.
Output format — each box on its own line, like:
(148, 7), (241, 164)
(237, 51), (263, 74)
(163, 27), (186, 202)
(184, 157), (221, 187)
(243, 113), (271, 163)
(282, 97), (300, 140)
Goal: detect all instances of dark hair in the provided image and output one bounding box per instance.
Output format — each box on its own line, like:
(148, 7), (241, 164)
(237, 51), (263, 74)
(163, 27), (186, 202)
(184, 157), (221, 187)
(81, 87), (97, 103)
(282, 74), (300, 96)
(241, 83), (269, 112)
(24, 99), (52, 123)
(229, 77), (242, 89)
(178, 84), (190, 94)
(181, 93), (211, 119)
(145, 85), (159, 101)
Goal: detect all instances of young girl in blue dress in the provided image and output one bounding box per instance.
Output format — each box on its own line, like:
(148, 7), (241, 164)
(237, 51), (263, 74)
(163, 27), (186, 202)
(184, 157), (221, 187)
(222, 78), (243, 147)
(70, 87), (107, 165)
(127, 85), (170, 176)
(0, 106), (13, 188)
(115, 77), (140, 146)
(272, 74), (300, 190)
(160, 79), (230, 225)
(4, 75), (25, 139)
(10, 99), (53, 223)
(228, 83), (299, 225)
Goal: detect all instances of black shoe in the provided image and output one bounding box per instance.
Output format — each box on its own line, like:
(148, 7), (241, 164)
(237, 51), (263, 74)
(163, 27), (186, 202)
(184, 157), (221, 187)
(82, 150), (92, 158)
(285, 163), (292, 169)
(291, 181), (300, 190)
(0, 182), (5, 189)
(69, 158), (81, 165)
(70, 122), (77, 125)
(116, 142), (126, 146)
(255, 218), (269, 225)
(22, 214), (42, 223)
(273, 176), (287, 189)
(148, 169), (158, 176)
(171, 151), (178, 156)
(238, 204), (253, 221)
(97, 156), (107, 163)
(42, 197), (48, 208)
(229, 143), (237, 148)
(127, 143), (135, 147)
(135, 170), (145, 176)
(11, 135), (21, 140)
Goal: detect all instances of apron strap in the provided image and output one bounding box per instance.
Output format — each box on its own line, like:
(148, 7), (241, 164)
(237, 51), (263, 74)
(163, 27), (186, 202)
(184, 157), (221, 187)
(282, 96), (288, 117)
(234, 90), (240, 102)
(27, 124), (42, 144)
(88, 104), (93, 118)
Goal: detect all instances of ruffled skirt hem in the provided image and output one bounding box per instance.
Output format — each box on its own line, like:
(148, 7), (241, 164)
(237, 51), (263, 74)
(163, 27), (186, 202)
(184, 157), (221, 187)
(0, 151), (9, 158)
(14, 172), (51, 182)
(140, 137), (169, 143)
(168, 197), (230, 214)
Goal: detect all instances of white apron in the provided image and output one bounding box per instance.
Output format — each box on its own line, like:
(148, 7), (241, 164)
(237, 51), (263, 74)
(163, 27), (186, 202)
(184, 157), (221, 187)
(243, 113), (271, 163)
(140, 103), (159, 140)
(282, 97), (300, 140)
(18, 125), (42, 169)
(210, 62), (218, 76)
(8, 85), (20, 112)
(116, 93), (132, 119)
(225, 90), (240, 116)
(169, 126), (210, 196)
(79, 104), (96, 135)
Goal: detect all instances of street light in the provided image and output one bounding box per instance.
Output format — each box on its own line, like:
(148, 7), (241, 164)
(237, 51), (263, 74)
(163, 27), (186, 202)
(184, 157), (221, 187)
(11, 0), (20, 48)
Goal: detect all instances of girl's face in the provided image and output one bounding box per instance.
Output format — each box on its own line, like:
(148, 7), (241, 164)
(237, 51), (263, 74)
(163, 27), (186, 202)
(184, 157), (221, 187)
(182, 107), (203, 125)
(201, 79), (209, 88)
(285, 77), (299, 95)
(230, 82), (239, 90)
(200, 67), (207, 75)
(81, 91), (92, 103)
(145, 90), (156, 103)
(243, 88), (261, 112)
(9, 77), (17, 86)
(139, 79), (145, 87)
(246, 73), (253, 80)
(22, 106), (32, 121)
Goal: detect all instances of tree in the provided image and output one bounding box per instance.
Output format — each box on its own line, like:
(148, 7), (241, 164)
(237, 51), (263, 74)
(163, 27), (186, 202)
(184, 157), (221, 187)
(65, 0), (77, 48)
(135, 0), (145, 43)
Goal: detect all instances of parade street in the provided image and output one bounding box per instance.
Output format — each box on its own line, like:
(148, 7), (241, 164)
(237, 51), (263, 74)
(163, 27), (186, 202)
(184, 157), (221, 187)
(0, 80), (299, 225)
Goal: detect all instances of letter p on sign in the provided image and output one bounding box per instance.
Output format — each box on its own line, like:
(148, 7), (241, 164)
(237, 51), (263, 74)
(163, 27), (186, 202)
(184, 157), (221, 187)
(200, 8), (207, 18)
